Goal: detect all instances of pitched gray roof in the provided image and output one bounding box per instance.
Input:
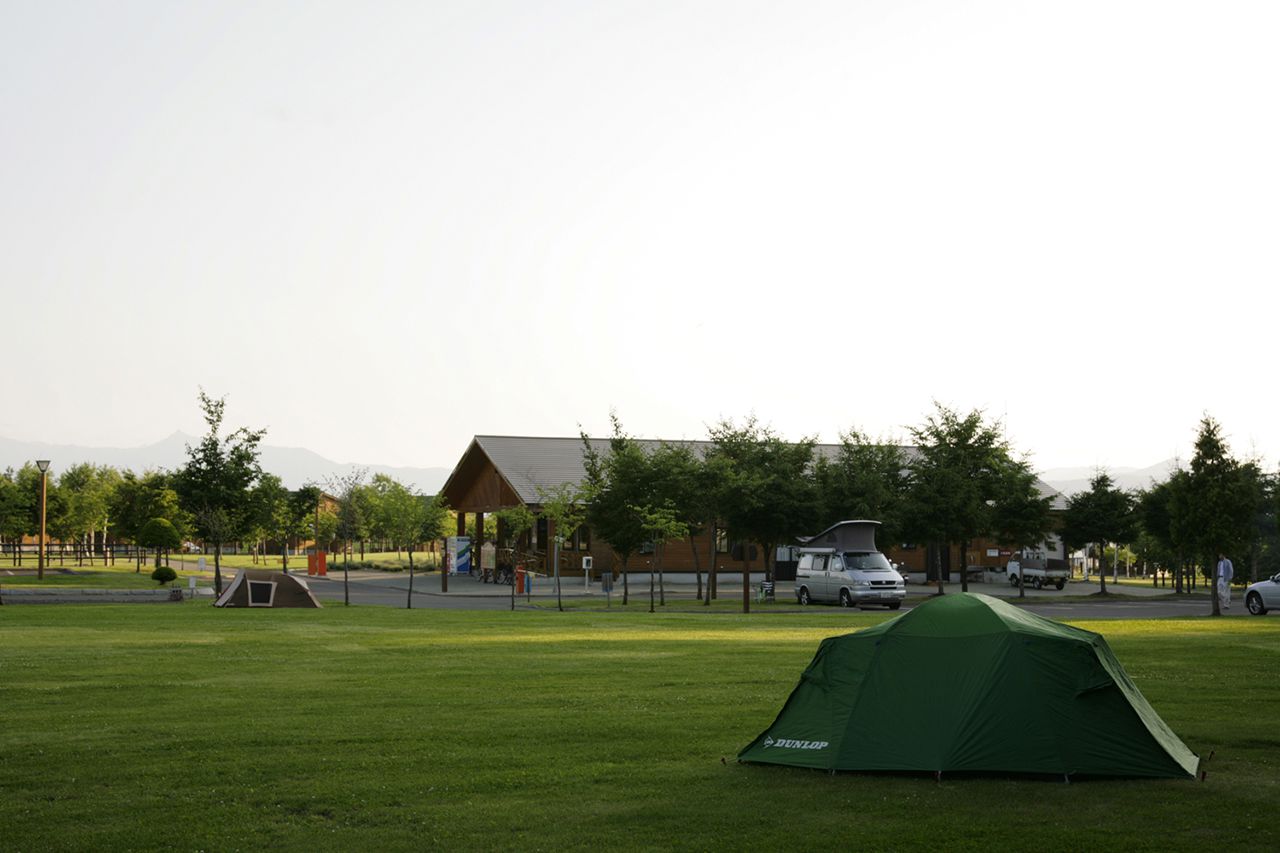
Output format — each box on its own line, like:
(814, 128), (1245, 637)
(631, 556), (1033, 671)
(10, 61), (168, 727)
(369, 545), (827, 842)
(463, 435), (1065, 510)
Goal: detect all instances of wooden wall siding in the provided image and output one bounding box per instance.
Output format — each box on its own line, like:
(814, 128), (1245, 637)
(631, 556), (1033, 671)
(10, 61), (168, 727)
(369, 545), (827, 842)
(449, 456), (521, 513)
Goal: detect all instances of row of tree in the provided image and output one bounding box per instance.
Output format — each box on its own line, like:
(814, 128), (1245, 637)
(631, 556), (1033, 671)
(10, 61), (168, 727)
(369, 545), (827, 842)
(0, 392), (449, 599)
(575, 408), (1278, 617)
(1062, 416), (1277, 616)
(577, 404), (1057, 611)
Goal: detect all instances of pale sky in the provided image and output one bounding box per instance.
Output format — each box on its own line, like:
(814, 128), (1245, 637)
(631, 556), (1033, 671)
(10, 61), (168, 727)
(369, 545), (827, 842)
(2, 1), (1277, 473)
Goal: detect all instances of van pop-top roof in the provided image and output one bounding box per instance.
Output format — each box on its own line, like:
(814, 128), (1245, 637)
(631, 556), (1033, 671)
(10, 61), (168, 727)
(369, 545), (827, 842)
(796, 520), (880, 553)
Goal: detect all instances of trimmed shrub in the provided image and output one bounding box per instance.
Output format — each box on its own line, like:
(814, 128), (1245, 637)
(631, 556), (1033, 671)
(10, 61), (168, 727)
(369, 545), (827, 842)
(151, 566), (178, 586)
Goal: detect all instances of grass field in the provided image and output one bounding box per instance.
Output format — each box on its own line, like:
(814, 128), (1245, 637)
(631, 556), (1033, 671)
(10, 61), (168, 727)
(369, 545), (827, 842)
(2, 605), (1277, 852)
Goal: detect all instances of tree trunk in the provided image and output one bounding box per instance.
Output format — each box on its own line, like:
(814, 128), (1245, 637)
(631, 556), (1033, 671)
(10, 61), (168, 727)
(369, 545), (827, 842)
(554, 539), (563, 612)
(622, 555), (630, 605)
(649, 552), (656, 614)
(934, 543), (944, 596)
(704, 529), (716, 607)
(959, 541), (969, 593)
(343, 539), (350, 606)
(1210, 552), (1221, 617)
(1098, 543), (1108, 595)
(214, 542), (223, 596)
(658, 543), (666, 607)
(407, 549), (415, 609)
(689, 533), (703, 602)
(742, 548), (752, 614)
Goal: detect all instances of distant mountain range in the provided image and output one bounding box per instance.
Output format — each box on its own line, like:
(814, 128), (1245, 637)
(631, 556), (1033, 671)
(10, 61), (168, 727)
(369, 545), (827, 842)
(1, 431), (1177, 499)
(0, 432), (452, 494)
(1038, 460), (1180, 496)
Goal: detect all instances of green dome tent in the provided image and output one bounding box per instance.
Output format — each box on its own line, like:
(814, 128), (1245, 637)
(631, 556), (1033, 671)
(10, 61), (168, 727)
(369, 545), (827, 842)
(738, 593), (1198, 779)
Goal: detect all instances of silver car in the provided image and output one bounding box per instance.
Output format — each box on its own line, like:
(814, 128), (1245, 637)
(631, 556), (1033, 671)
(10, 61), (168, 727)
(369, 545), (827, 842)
(1245, 573), (1280, 616)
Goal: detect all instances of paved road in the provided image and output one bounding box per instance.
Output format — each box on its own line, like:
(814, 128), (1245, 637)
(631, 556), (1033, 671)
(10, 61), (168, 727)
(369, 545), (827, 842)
(301, 570), (1253, 620)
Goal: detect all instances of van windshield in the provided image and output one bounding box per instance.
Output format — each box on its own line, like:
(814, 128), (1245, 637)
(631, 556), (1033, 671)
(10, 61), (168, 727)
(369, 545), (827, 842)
(843, 552), (893, 571)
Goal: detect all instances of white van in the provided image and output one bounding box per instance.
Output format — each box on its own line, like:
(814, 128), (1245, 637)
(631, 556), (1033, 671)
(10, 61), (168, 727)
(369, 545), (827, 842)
(794, 520), (905, 609)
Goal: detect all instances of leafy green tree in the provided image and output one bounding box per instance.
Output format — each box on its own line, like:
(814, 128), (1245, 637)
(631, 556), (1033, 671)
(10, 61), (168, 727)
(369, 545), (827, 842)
(632, 502), (689, 613)
(706, 417), (818, 611)
(581, 419), (651, 606)
(138, 517), (182, 569)
(815, 429), (909, 543)
(112, 471), (189, 572)
(9, 463), (63, 569)
(989, 458), (1056, 600)
(283, 486), (322, 569)
(496, 503), (535, 610)
(247, 473), (289, 566)
(328, 468), (367, 605)
(0, 468), (32, 565)
(57, 464), (119, 566)
(1183, 416), (1258, 615)
(1062, 472), (1136, 596)
(902, 403), (1039, 594)
(375, 477), (448, 608)
(538, 482), (586, 612)
(176, 391), (266, 595)
(1136, 478), (1178, 575)
(647, 441), (717, 602)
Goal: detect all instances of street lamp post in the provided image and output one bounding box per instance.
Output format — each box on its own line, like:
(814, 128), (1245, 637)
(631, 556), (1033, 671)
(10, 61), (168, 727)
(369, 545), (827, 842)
(36, 460), (50, 580)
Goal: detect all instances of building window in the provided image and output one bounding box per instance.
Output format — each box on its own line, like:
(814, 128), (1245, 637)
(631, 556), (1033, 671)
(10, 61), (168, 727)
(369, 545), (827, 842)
(535, 518), (547, 549)
(715, 528), (729, 554)
(577, 526), (591, 552)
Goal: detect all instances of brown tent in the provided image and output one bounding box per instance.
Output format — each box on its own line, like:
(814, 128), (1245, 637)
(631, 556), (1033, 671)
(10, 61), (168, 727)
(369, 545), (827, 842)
(213, 569), (323, 608)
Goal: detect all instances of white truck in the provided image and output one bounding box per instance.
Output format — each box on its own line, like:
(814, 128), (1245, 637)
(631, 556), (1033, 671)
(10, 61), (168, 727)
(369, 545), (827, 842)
(1006, 551), (1068, 590)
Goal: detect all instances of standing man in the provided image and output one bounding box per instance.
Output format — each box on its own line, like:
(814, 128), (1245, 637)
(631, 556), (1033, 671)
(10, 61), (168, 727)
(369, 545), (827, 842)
(1216, 553), (1235, 610)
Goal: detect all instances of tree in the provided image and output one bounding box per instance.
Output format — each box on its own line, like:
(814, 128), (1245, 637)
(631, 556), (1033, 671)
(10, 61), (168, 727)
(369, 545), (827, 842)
(815, 429), (909, 543)
(496, 504), (535, 610)
(706, 417), (818, 612)
(376, 477), (448, 608)
(1061, 472), (1135, 597)
(1183, 416), (1258, 616)
(647, 441), (716, 602)
(538, 483), (586, 612)
(632, 502), (689, 613)
(327, 468), (368, 606)
(0, 468), (32, 566)
(902, 403), (1036, 594)
(989, 458), (1056, 600)
(581, 419), (650, 606)
(247, 473), (289, 567)
(137, 517), (182, 569)
(58, 464), (119, 566)
(112, 471), (189, 572)
(176, 391), (266, 596)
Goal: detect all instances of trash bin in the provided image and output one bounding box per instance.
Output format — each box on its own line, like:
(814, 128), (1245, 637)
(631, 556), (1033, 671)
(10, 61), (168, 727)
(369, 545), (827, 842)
(516, 567), (525, 595)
